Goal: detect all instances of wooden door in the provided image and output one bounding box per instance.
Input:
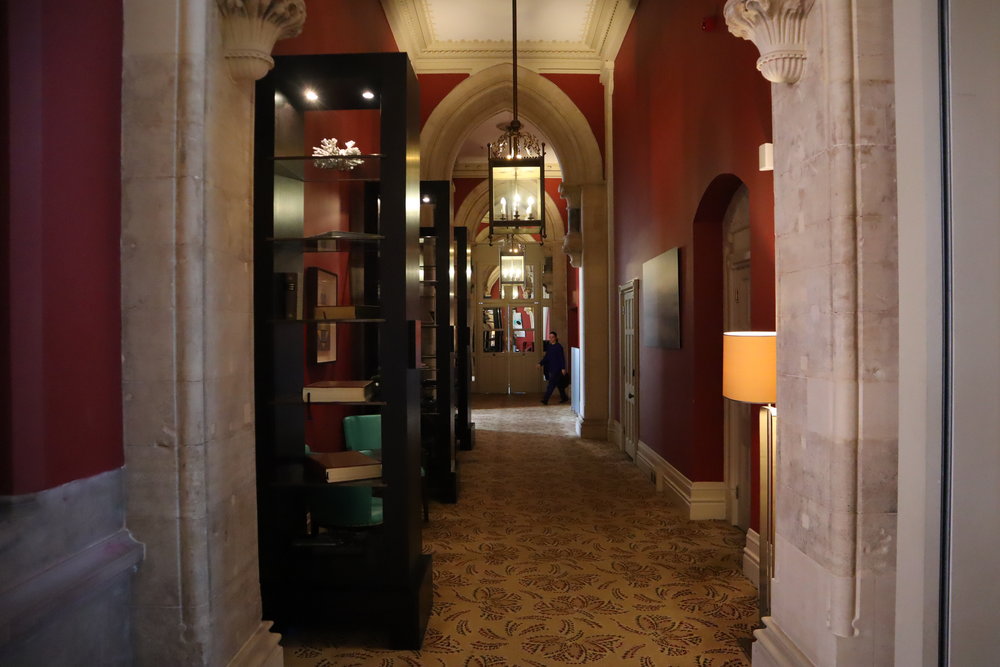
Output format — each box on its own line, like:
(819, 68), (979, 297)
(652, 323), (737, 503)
(620, 280), (639, 459)
(723, 185), (752, 530)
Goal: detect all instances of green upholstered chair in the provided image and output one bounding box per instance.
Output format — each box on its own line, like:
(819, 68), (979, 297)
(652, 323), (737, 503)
(342, 414), (429, 522)
(307, 485), (383, 529)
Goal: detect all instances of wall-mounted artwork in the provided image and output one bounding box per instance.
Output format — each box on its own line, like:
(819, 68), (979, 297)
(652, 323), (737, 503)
(306, 267), (337, 363)
(641, 247), (681, 349)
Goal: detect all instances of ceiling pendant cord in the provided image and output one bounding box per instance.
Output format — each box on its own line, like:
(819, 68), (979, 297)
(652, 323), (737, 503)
(512, 0), (519, 128)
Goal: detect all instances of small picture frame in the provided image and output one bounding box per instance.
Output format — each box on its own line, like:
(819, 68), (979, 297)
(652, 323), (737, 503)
(306, 267), (337, 363)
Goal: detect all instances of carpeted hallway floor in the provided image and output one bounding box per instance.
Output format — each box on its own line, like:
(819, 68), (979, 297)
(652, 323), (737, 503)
(284, 394), (757, 666)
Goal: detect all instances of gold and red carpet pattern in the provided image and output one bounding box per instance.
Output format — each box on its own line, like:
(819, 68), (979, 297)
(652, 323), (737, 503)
(284, 395), (757, 666)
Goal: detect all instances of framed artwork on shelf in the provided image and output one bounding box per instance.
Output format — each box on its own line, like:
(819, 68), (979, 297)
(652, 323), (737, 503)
(306, 266), (338, 363)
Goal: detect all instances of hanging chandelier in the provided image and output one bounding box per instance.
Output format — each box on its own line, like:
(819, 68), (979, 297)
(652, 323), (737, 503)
(487, 0), (546, 246)
(499, 235), (526, 288)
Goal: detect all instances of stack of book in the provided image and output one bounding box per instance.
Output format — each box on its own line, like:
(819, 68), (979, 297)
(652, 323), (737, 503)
(302, 380), (375, 403)
(305, 450), (382, 483)
(313, 304), (380, 319)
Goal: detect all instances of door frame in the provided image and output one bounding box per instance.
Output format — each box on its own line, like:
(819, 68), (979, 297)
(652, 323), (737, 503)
(619, 279), (639, 459)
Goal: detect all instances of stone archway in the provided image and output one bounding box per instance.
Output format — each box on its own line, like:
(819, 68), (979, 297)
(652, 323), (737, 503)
(422, 65), (609, 438)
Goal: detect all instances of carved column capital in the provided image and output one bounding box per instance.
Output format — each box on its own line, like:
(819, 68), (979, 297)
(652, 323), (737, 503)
(216, 0), (306, 81)
(724, 0), (815, 84)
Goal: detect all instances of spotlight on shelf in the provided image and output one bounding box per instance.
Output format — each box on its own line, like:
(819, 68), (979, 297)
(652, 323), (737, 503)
(304, 88), (319, 103)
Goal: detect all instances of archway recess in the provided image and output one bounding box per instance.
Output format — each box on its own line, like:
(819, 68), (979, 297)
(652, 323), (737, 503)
(421, 64), (610, 439)
(420, 64), (602, 186)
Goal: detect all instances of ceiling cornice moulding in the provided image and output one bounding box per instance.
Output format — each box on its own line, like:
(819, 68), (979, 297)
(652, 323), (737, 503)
(381, 0), (636, 75)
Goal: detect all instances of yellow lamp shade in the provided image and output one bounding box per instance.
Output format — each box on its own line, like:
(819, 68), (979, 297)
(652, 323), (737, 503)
(722, 331), (777, 404)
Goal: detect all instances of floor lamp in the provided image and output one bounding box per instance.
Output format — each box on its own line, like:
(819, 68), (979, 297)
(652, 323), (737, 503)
(722, 331), (777, 617)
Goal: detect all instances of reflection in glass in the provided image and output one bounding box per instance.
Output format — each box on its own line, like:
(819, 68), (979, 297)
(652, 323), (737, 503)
(482, 307), (504, 353)
(509, 305), (535, 353)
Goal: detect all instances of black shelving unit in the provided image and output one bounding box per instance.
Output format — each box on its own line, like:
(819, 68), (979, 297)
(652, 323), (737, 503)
(453, 226), (475, 450)
(418, 180), (457, 502)
(253, 52), (430, 649)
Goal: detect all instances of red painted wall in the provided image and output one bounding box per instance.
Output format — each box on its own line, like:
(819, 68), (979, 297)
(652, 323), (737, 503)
(273, 0), (398, 55)
(3, 1), (124, 494)
(542, 73), (605, 162)
(419, 74), (469, 128)
(613, 1), (774, 484)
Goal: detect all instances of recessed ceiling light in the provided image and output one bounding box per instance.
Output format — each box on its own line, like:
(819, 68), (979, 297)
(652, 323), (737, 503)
(304, 89), (319, 102)
(422, 195), (431, 203)
(362, 90), (375, 100)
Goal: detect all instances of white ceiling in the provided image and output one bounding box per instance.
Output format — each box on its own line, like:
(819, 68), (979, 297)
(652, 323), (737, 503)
(453, 111), (562, 178)
(426, 0), (593, 43)
(381, 0), (637, 73)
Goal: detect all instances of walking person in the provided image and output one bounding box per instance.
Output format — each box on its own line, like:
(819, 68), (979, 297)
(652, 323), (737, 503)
(538, 331), (569, 404)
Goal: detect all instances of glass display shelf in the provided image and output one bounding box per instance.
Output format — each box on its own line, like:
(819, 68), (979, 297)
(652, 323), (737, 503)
(271, 318), (386, 324)
(273, 154), (383, 183)
(273, 396), (388, 406)
(269, 230), (384, 252)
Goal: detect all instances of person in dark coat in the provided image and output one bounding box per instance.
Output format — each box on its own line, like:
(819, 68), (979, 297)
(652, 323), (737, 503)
(538, 330), (569, 404)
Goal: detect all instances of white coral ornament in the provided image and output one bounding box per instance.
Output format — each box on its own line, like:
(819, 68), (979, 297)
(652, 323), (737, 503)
(311, 138), (364, 171)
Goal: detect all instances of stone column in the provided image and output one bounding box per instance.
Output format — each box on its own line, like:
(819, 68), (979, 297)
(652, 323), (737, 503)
(726, 1), (899, 665)
(121, 0), (299, 664)
(563, 183), (611, 440)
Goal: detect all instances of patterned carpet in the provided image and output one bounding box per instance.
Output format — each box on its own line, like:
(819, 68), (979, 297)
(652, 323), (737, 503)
(284, 395), (757, 666)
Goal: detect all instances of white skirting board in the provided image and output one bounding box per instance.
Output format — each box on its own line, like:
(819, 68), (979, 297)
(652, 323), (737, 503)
(636, 441), (726, 520)
(752, 616), (815, 667)
(743, 529), (761, 587)
(228, 621), (284, 667)
(609, 419), (623, 449)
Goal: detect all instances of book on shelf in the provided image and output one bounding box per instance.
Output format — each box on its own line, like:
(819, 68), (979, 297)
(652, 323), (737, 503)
(305, 450), (382, 483)
(313, 304), (380, 319)
(302, 380), (375, 402)
(276, 272), (298, 319)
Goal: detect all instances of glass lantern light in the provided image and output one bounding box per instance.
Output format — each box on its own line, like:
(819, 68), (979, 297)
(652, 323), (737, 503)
(487, 0), (546, 245)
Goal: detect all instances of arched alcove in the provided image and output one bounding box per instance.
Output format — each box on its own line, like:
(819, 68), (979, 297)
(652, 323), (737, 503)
(420, 64), (602, 187)
(423, 63), (608, 437)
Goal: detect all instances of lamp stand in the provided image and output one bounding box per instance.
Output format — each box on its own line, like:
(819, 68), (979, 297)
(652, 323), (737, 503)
(758, 404), (777, 617)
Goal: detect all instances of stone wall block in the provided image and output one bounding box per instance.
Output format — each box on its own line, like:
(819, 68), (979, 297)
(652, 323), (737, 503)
(829, 260), (859, 318)
(122, 53), (180, 135)
(859, 309), (899, 378)
(776, 373), (808, 429)
(854, 1), (895, 82)
(774, 221), (833, 275)
(826, 434), (860, 512)
(857, 143), (898, 216)
(779, 306), (835, 378)
(776, 482), (833, 567)
(125, 512), (181, 606)
(208, 566), (265, 666)
(205, 428), (257, 505)
(857, 435), (898, 514)
(856, 84), (897, 149)
(207, 492), (261, 604)
(122, 177), (181, 250)
(122, 306), (181, 385)
(122, 379), (180, 449)
(776, 152), (831, 234)
(205, 185), (254, 259)
(132, 602), (210, 665)
(780, 426), (834, 506)
(857, 511), (897, 574)
(202, 373), (254, 444)
(827, 508), (860, 575)
(124, 442), (183, 517)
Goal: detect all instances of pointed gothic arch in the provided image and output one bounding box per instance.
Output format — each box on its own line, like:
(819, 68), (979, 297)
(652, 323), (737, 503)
(420, 64), (603, 186)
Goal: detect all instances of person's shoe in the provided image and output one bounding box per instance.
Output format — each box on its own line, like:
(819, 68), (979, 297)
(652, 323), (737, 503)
(540, 399), (548, 405)
(559, 397), (569, 404)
